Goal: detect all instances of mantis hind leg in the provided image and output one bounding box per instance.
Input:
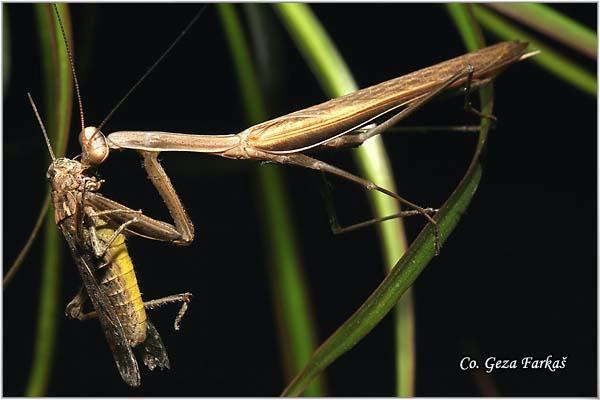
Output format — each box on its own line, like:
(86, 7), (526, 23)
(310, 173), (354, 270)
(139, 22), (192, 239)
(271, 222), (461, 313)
(263, 152), (441, 254)
(462, 65), (497, 123)
(320, 172), (437, 234)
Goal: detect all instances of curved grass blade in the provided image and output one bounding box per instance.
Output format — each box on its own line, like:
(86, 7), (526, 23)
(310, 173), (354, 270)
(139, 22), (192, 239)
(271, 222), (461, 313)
(280, 4), (495, 396)
(274, 3), (414, 395)
(447, 4), (498, 395)
(485, 3), (597, 59)
(446, 4), (485, 51)
(217, 4), (325, 396)
(4, 1), (80, 287)
(471, 4), (596, 96)
(25, 3), (73, 395)
(3, 196), (50, 287)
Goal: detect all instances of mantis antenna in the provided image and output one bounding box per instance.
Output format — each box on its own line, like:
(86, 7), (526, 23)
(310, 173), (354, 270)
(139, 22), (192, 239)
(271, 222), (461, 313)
(52, 4), (85, 132)
(96, 4), (208, 133)
(52, 4), (207, 166)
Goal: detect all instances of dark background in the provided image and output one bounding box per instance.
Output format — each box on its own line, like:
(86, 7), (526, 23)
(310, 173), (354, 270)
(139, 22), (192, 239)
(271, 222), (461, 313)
(3, 3), (596, 396)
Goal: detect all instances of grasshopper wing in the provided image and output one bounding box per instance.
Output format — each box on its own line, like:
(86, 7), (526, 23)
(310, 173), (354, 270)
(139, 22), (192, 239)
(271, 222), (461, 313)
(61, 227), (142, 387)
(137, 319), (170, 371)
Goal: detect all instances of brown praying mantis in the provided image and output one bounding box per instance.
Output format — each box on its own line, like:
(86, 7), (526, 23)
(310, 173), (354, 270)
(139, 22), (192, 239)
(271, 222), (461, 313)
(80, 40), (534, 254)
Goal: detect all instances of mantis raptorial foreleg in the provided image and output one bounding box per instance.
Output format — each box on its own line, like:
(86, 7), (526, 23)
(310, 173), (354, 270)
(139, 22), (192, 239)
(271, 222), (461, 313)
(86, 210), (140, 258)
(140, 151), (194, 245)
(82, 152), (194, 246)
(66, 196), (194, 325)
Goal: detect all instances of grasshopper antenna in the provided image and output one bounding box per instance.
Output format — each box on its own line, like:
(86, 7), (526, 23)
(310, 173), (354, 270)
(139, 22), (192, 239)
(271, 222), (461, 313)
(96, 4), (208, 133)
(52, 3), (85, 133)
(28, 92), (56, 162)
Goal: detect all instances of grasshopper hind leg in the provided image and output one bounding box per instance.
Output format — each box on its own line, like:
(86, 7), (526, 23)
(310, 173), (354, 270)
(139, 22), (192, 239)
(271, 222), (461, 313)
(65, 285), (88, 320)
(136, 292), (193, 371)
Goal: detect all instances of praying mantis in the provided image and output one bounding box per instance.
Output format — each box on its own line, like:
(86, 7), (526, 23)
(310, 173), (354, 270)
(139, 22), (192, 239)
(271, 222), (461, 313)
(81, 40), (533, 251)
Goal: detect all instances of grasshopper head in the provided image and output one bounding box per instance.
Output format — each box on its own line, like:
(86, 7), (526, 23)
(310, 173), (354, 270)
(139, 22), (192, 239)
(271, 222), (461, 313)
(46, 158), (87, 192)
(79, 126), (109, 167)
(46, 157), (96, 225)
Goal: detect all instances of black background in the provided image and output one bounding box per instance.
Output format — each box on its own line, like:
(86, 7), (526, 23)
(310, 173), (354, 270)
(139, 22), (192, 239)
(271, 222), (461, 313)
(3, 3), (596, 396)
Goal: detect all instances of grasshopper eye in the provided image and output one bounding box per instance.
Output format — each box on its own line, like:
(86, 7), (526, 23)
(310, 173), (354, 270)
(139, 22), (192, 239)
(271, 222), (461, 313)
(46, 165), (57, 181)
(80, 126), (109, 167)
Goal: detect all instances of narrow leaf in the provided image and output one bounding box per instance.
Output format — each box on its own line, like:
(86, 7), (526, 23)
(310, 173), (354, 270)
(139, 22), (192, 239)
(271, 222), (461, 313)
(274, 3), (417, 395)
(217, 4), (325, 396)
(472, 4), (596, 96)
(26, 3), (73, 396)
(281, 4), (495, 396)
(486, 3), (597, 59)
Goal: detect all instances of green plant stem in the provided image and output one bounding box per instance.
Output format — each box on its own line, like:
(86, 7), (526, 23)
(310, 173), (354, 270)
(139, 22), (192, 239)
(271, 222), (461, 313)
(449, 3), (498, 395)
(486, 3), (597, 59)
(281, 139), (488, 396)
(446, 4), (486, 51)
(4, 195), (51, 287)
(280, 4), (495, 395)
(217, 4), (324, 396)
(26, 3), (73, 396)
(471, 4), (596, 96)
(274, 3), (414, 396)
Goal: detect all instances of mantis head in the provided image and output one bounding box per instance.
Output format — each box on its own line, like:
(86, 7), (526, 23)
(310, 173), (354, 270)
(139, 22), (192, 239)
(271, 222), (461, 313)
(79, 126), (110, 167)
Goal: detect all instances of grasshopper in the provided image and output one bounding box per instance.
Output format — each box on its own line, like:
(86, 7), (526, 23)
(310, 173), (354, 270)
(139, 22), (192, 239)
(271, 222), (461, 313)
(25, 5), (202, 387)
(32, 94), (194, 386)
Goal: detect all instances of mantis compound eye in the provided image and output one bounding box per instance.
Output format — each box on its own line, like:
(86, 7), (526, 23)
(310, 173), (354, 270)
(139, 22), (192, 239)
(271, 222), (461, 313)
(79, 126), (109, 167)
